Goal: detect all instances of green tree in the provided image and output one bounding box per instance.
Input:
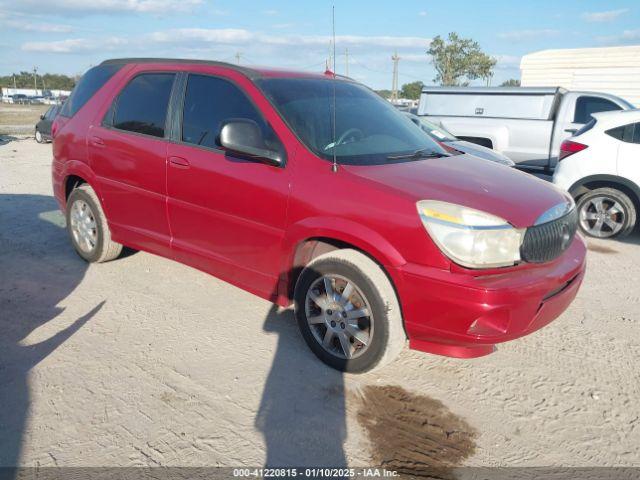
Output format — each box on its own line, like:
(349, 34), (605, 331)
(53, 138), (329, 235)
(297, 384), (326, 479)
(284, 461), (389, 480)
(400, 81), (424, 100)
(427, 33), (496, 86)
(375, 89), (392, 99)
(500, 78), (521, 87)
(1, 72), (75, 90)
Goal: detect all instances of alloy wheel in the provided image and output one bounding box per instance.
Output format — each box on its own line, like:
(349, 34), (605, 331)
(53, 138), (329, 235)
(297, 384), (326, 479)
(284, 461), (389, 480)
(579, 195), (625, 238)
(304, 274), (374, 360)
(69, 200), (98, 253)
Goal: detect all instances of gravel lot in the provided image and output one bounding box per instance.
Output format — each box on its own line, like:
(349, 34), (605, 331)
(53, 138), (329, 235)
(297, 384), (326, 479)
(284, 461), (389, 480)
(1, 136), (639, 474)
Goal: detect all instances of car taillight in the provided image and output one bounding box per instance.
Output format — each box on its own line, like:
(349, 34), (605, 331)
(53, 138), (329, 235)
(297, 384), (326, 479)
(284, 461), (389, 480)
(559, 140), (587, 161)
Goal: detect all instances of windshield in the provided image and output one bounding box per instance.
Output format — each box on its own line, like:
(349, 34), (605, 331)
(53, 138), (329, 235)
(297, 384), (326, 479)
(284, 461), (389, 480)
(416, 117), (457, 142)
(258, 78), (447, 165)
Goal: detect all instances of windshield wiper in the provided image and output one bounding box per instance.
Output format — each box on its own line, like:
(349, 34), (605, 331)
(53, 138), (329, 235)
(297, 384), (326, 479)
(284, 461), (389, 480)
(386, 148), (450, 160)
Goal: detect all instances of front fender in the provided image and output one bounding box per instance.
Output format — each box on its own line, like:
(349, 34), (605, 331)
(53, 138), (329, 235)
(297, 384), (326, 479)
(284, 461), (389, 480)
(282, 216), (406, 270)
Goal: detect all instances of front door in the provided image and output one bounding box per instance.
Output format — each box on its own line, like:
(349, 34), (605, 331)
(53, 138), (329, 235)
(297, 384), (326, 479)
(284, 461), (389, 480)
(166, 73), (292, 298)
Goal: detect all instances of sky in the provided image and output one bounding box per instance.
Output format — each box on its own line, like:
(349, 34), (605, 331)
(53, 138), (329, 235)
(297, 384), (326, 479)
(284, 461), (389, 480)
(1, 0), (639, 90)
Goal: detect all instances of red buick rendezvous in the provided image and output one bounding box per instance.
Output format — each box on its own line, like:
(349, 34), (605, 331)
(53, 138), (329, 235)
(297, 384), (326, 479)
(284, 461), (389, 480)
(52, 58), (586, 372)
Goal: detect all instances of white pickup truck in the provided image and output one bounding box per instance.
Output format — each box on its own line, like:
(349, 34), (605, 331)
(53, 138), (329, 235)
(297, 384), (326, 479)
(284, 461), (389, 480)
(418, 86), (635, 172)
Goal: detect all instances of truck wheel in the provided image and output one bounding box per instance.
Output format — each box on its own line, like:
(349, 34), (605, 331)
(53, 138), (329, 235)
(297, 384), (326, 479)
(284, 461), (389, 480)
(294, 249), (406, 373)
(577, 187), (636, 239)
(35, 130), (43, 143)
(66, 184), (123, 262)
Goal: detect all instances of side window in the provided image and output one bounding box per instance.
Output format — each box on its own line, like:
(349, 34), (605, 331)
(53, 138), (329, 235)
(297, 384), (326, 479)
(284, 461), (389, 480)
(181, 74), (280, 151)
(574, 96), (621, 124)
(606, 123), (635, 143)
(59, 64), (122, 118)
(633, 123), (640, 144)
(44, 107), (54, 119)
(113, 73), (175, 138)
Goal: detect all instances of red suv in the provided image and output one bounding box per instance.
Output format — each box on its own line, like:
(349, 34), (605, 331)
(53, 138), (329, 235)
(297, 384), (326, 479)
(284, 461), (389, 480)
(52, 58), (586, 372)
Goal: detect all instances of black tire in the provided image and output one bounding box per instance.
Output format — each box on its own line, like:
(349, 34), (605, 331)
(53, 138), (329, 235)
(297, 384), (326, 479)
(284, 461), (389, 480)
(66, 184), (123, 262)
(294, 249), (405, 373)
(576, 187), (636, 239)
(35, 129), (44, 144)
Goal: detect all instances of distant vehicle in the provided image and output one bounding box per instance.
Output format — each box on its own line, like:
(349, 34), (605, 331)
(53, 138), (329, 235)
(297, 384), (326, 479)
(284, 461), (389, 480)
(11, 94), (28, 104)
(404, 112), (514, 166)
(52, 58), (585, 372)
(35, 105), (61, 143)
(553, 110), (640, 238)
(418, 86), (634, 172)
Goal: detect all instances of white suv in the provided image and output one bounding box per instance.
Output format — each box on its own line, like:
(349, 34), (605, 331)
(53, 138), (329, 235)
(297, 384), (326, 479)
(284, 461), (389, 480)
(553, 110), (640, 238)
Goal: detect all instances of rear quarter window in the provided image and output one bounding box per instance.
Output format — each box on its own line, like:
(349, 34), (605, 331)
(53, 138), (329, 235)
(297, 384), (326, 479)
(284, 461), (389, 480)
(606, 123), (635, 143)
(574, 96), (621, 124)
(59, 64), (122, 118)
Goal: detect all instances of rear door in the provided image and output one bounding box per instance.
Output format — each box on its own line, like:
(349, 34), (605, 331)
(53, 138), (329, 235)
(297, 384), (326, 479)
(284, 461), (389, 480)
(614, 122), (640, 184)
(89, 72), (176, 255)
(166, 72), (292, 298)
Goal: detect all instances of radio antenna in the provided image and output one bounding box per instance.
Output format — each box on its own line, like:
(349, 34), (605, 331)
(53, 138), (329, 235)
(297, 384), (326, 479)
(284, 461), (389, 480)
(331, 5), (338, 173)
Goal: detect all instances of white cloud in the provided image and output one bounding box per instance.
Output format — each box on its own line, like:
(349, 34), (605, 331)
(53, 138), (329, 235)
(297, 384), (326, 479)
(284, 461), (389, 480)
(493, 54), (522, 70)
(3, 20), (73, 33)
(418, 11), (427, 16)
(150, 28), (432, 49)
(5, 0), (203, 15)
(22, 36), (128, 53)
(263, 9), (278, 16)
(581, 9), (628, 23)
(598, 29), (640, 45)
(497, 29), (559, 41)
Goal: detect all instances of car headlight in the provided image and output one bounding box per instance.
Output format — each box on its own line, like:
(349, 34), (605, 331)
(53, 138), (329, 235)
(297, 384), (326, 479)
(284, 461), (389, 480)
(417, 200), (524, 269)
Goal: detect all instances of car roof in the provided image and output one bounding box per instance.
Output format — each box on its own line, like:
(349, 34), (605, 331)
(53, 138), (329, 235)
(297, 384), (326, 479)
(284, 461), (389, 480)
(592, 108), (640, 127)
(100, 58), (347, 82)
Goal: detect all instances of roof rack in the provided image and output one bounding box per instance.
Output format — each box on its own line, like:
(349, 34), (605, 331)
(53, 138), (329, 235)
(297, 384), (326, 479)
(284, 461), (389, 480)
(99, 58), (260, 79)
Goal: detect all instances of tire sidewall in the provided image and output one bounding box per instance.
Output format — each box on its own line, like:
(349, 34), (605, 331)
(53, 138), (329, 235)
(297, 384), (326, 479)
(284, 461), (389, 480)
(294, 258), (389, 373)
(66, 188), (105, 262)
(35, 130), (43, 143)
(577, 189), (634, 238)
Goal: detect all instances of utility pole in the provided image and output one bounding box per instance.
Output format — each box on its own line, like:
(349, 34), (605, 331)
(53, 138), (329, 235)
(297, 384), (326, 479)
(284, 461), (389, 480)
(235, 52), (242, 65)
(33, 67), (38, 94)
(391, 51), (400, 102)
(345, 48), (349, 76)
(13, 74), (16, 89)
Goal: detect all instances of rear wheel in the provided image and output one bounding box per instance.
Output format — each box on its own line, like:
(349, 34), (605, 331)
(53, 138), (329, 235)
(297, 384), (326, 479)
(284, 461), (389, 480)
(294, 249), (405, 373)
(35, 130), (43, 143)
(66, 184), (123, 262)
(577, 187), (636, 239)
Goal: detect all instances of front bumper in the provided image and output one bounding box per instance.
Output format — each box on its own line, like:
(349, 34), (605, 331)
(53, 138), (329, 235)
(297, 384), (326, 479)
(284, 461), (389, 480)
(393, 235), (586, 358)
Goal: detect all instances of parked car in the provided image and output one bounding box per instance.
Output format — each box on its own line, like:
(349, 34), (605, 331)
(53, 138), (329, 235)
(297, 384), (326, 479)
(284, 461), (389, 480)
(418, 86), (634, 172)
(52, 58), (586, 372)
(404, 112), (514, 166)
(35, 105), (61, 143)
(11, 94), (28, 104)
(553, 110), (640, 238)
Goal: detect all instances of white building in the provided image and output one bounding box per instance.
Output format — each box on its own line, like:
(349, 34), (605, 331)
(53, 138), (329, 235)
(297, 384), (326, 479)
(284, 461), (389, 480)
(520, 45), (640, 107)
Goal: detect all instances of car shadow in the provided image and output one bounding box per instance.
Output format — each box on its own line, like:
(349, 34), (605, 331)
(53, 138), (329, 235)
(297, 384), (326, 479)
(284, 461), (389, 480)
(256, 305), (347, 470)
(0, 193), (102, 469)
(0, 135), (19, 146)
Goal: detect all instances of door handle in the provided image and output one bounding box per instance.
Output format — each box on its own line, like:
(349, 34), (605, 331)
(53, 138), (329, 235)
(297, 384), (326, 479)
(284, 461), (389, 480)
(91, 136), (105, 147)
(169, 156), (190, 168)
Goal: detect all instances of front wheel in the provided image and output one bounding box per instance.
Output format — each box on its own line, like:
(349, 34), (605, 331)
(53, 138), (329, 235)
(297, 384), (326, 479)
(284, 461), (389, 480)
(576, 187), (636, 239)
(35, 130), (44, 143)
(294, 249), (406, 373)
(66, 184), (123, 262)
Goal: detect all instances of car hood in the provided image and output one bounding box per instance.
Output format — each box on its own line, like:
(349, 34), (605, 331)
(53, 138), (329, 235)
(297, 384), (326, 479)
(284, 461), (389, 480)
(448, 140), (515, 166)
(343, 153), (570, 228)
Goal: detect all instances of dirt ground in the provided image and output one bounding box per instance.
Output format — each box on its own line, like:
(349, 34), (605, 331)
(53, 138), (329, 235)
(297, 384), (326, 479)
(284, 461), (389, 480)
(0, 103), (49, 136)
(1, 136), (639, 474)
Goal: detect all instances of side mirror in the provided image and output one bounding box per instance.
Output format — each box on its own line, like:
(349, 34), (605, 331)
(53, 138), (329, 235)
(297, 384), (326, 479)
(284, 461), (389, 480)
(219, 119), (282, 165)
(40, 114), (45, 120)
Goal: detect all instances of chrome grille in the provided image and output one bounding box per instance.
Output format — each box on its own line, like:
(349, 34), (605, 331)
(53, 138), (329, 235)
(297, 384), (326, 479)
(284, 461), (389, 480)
(521, 208), (578, 263)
